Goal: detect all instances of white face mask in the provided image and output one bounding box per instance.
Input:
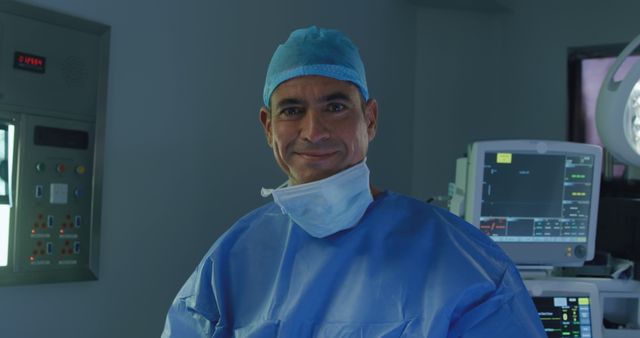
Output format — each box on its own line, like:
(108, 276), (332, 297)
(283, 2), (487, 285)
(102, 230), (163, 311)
(261, 160), (374, 238)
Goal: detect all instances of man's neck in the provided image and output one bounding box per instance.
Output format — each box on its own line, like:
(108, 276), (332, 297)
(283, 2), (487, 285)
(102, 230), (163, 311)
(370, 184), (382, 199)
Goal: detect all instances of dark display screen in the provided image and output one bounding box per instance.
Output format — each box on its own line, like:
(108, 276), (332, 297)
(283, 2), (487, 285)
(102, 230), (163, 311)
(34, 126), (88, 150)
(479, 152), (594, 243)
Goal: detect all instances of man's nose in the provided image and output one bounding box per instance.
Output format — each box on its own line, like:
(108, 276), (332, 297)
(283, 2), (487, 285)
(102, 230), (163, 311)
(300, 110), (330, 143)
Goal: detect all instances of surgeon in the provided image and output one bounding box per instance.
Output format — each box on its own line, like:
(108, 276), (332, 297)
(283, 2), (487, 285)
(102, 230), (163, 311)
(161, 26), (546, 337)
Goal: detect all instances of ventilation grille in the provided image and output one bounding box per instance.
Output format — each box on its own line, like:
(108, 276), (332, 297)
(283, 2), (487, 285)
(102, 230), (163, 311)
(61, 56), (88, 88)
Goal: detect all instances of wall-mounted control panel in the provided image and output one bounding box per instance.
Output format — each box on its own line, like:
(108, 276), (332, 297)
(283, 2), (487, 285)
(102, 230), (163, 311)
(0, 1), (109, 286)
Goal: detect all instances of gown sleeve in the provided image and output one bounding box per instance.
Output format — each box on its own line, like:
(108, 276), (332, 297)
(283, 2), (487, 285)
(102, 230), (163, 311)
(161, 256), (220, 338)
(447, 265), (547, 338)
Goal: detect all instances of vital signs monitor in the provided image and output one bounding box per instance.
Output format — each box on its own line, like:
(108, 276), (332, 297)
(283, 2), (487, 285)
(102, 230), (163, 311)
(460, 140), (602, 267)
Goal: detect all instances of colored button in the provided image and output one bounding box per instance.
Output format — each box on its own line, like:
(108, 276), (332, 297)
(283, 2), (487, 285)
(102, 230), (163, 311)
(56, 164), (66, 173)
(74, 215), (81, 228)
(47, 215), (54, 228)
(74, 188), (83, 198)
(75, 165), (86, 175)
(36, 162), (46, 172)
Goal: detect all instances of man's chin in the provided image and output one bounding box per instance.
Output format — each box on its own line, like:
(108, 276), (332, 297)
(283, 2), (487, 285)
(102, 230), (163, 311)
(291, 168), (342, 185)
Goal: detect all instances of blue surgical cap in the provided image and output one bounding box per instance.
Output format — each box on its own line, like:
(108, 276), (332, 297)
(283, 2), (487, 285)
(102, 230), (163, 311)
(263, 26), (369, 107)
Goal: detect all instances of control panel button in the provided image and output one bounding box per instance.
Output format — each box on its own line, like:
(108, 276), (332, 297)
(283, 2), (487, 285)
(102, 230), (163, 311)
(73, 241), (80, 254)
(74, 187), (83, 199)
(74, 215), (81, 228)
(46, 242), (53, 255)
(56, 163), (66, 173)
(36, 162), (46, 172)
(47, 215), (54, 228)
(75, 165), (86, 175)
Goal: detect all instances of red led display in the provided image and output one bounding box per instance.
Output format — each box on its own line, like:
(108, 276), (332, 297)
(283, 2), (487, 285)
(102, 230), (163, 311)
(14, 51), (46, 73)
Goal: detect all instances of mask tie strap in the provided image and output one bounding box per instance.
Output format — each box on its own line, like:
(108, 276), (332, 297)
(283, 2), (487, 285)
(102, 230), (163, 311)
(260, 180), (289, 198)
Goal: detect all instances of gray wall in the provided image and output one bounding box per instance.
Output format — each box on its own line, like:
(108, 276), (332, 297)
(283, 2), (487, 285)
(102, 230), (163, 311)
(411, 0), (640, 200)
(0, 0), (416, 337)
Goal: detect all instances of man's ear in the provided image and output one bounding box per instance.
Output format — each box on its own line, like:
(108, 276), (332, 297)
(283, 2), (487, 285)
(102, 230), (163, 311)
(364, 99), (378, 141)
(259, 107), (273, 147)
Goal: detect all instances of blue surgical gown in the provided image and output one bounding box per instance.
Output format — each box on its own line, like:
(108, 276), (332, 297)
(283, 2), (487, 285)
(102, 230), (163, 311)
(162, 191), (546, 337)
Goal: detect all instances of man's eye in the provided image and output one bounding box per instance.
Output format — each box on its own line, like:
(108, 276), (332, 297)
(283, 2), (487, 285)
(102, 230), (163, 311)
(327, 103), (346, 112)
(280, 107), (303, 117)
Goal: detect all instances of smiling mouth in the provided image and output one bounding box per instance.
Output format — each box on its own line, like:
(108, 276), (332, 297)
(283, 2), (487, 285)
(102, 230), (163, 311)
(295, 151), (337, 159)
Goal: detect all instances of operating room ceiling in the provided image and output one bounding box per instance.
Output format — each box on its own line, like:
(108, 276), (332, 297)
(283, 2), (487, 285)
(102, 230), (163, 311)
(407, 0), (508, 12)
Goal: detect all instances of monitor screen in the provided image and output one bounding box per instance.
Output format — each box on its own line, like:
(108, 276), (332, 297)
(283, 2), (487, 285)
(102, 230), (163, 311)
(533, 296), (593, 338)
(0, 125), (8, 201)
(464, 140), (602, 266)
(480, 152), (593, 243)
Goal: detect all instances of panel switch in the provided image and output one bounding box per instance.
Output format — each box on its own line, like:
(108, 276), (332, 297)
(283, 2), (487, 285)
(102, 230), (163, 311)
(74, 215), (81, 228)
(35, 185), (44, 198)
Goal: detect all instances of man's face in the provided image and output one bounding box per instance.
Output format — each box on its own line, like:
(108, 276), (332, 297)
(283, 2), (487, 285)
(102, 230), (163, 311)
(260, 76), (378, 185)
